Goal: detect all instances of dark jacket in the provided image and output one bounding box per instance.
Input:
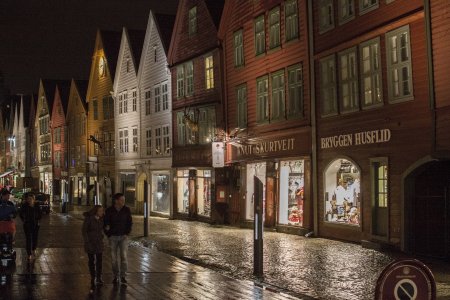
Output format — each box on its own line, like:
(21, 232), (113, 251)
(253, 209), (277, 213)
(0, 199), (17, 220)
(104, 205), (132, 237)
(19, 203), (41, 226)
(82, 212), (104, 254)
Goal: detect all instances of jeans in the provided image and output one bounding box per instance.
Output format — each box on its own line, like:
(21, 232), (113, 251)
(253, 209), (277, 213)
(88, 253), (103, 279)
(23, 224), (39, 256)
(109, 235), (128, 277)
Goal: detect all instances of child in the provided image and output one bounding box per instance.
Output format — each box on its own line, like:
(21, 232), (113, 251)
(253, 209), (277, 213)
(82, 205), (105, 292)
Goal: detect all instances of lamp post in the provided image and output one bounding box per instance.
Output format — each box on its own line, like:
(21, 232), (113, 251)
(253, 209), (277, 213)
(88, 135), (101, 206)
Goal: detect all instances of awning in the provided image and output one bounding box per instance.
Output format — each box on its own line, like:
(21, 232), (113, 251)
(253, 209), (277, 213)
(0, 171), (14, 178)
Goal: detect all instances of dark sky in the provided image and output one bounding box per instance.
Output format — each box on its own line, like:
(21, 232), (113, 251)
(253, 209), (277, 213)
(0, 0), (179, 94)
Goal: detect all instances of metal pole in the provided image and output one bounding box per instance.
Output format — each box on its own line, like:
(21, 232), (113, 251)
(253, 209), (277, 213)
(253, 176), (263, 278)
(144, 180), (148, 237)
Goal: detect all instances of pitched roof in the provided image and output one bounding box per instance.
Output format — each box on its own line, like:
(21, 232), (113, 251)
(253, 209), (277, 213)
(74, 79), (89, 111)
(21, 94), (33, 127)
(205, 0), (225, 29)
(154, 13), (176, 55)
(41, 79), (70, 116)
(56, 81), (72, 116)
(127, 29), (146, 71)
(100, 30), (122, 79)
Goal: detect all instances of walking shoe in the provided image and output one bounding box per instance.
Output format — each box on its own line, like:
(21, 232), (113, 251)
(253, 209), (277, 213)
(112, 277), (119, 285)
(121, 277), (127, 284)
(96, 277), (104, 285)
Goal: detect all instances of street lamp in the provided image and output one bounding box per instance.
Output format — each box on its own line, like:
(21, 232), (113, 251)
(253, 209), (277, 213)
(88, 135), (102, 206)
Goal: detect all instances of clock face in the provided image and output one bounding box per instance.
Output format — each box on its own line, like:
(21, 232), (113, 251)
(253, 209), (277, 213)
(98, 57), (106, 77)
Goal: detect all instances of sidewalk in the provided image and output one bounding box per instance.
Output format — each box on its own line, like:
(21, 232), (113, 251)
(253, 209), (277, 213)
(0, 212), (299, 300)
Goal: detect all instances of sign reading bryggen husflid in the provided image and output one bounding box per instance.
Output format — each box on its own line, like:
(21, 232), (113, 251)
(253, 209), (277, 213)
(320, 129), (391, 149)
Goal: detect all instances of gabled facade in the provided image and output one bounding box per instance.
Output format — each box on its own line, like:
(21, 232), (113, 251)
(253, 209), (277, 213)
(113, 28), (145, 212)
(311, 0), (432, 253)
(136, 12), (175, 217)
(168, 0), (225, 221)
(67, 79), (88, 206)
(219, 0), (311, 231)
(86, 30), (121, 206)
(51, 81), (71, 201)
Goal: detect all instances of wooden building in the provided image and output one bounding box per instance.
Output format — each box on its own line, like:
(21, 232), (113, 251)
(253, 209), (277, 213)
(51, 81), (71, 201)
(168, 0), (225, 222)
(311, 0), (432, 253)
(219, 0), (311, 232)
(66, 79), (89, 206)
(85, 30), (121, 206)
(135, 12), (175, 218)
(113, 28), (146, 212)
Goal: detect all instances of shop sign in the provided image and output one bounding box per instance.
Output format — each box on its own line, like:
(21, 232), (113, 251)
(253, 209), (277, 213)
(375, 259), (436, 300)
(321, 129), (391, 149)
(212, 142), (224, 168)
(236, 138), (295, 156)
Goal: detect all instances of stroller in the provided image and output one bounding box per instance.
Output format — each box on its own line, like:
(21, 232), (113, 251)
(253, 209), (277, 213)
(0, 221), (16, 266)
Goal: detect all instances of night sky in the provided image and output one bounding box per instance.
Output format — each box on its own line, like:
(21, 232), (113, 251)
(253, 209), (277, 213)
(0, 0), (179, 94)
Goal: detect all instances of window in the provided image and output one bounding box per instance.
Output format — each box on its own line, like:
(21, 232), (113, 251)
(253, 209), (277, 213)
(254, 15), (265, 56)
(131, 89), (137, 112)
(93, 133), (99, 156)
(237, 84), (247, 128)
(132, 127), (138, 152)
(338, 0), (354, 24)
(162, 82), (169, 111)
(123, 91), (128, 113)
(234, 30), (244, 67)
(205, 55), (214, 89)
(119, 130), (124, 153)
(54, 127), (61, 144)
(386, 25), (413, 103)
(177, 66), (185, 98)
(256, 75), (269, 123)
(320, 55), (337, 116)
(124, 129), (129, 152)
(269, 7), (280, 49)
(103, 96), (114, 119)
(145, 90), (151, 115)
(186, 61), (194, 96)
(271, 70), (285, 120)
(39, 116), (49, 135)
(359, 0), (378, 15)
(76, 146), (81, 167)
(155, 127), (162, 155)
(126, 58), (130, 73)
(338, 47), (359, 112)
(285, 0), (298, 41)
(163, 125), (170, 154)
(372, 160), (388, 208)
(119, 93), (123, 114)
(287, 64), (303, 118)
(189, 6), (197, 36)
(40, 143), (51, 162)
(324, 158), (360, 226)
(93, 99), (98, 120)
(279, 160), (305, 226)
(198, 107), (216, 144)
(360, 37), (382, 108)
(319, 0), (334, 33)
(176, 112), (186, 146)
(154, 85), (161, 113)
(146, 128), (152, 156)
(371, 157), (388, 236)
(106, 132), (114, 156)
(54, 151), (61, 168)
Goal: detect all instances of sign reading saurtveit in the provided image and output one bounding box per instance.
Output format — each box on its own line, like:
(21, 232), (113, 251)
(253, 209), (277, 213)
(231, 132), (311, 161)
(320, 129), (391, 149)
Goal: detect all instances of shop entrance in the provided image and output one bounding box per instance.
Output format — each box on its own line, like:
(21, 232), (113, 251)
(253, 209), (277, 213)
(408, 161), (450, 259)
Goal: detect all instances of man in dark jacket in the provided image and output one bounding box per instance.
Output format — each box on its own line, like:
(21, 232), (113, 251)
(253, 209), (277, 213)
(104, 193), (132, 285)
(0, 189), (17, 239)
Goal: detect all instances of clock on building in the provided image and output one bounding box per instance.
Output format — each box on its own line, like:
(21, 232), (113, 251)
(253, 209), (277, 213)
(98, 56), (106, 77)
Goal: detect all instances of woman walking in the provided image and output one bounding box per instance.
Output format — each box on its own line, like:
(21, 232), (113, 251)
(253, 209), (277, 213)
(19, 193), (42, 261)
(81, 205), (105, 292)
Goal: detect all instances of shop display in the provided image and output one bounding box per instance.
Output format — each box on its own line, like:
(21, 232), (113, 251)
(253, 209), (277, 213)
(152, 174), (169, 214)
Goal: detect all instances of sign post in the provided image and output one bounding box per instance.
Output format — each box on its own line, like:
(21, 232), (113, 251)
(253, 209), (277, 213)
(375, 259), (436, 300)
(253, 176), (263, 278)
(143, 180), (148, 237)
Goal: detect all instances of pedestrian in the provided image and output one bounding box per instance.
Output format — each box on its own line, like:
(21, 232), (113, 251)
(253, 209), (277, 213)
(82, 205), (105, 292)
(104, 193), (132, 285)
(0, 189), (17, 240)
(19, 193), (42, 261)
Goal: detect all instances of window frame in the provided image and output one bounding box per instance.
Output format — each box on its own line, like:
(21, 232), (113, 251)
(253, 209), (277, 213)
(256, 75), (269, 124)
(359, 0), (379, 15)
(145, 89), (151, 115)
(285, 0), (299, 42)
(271, 69), (285, 121)
(360, 37), (383, 109)
(254, 15), (266, 56)
(320, 55), (338, 117)
(319, 0), (335, 34)
(131, 89), (137, 112)
(162, 82), (169, 111)
(269, 6), (281, 50)
(205, 55), (214, 90)
(236, 84), (247, 128)
(132, 127), (138, 153)
(146, 128), (152, 156)
(154, 84), (161, 113)
(338, 47), (359, 113)
(189, 6), (197, 36)
(287, 63), (303, 119)
(234, 29), (244, 67)
(338, 0), (355, 25)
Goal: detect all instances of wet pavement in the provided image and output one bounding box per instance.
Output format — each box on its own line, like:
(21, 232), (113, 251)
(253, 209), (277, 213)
(115, 215), (450, 300)
(0, 212), (299, 300)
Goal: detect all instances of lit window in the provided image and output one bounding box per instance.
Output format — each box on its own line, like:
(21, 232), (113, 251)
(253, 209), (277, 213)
(205, 55), (214, 89)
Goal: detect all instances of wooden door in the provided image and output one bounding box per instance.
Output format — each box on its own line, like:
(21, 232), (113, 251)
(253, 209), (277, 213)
(265, 177), (276, 227)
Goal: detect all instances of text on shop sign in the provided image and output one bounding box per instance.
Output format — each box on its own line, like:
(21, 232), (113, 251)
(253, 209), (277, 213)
(237, 138), (295, 155)
(321, 129), (391, 149)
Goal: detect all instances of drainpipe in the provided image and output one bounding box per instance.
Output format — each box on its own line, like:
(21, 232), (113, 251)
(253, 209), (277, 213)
(424, 0), (436, 155)
(307, 0), (318, 235)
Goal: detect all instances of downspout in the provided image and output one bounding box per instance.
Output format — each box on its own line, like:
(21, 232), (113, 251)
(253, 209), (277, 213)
(424, 0), (436, 155)
(307, 0), (318, 235)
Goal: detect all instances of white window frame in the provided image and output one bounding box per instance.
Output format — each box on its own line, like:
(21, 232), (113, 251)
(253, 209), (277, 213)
(285, 0), (298, 42)
(338, 47), (359, 113)
(155, 127), (162, 155)
(360, 37), (383, 108)
(338, 0), (355, 24)
(205, 55), (214, 89)
(234, 29), (244, 67)
(124, 129), (129, 153)
(176, 112), (186, 146)
(320, 55), (338, 116)
(186, 61), (194, 96)
(271, 70), (285, 120)
(132, 127), (138, 153)
(287, 63), (303, 118)
(198, 107), (215, 145)
(162, 82), (169, 111)
(145, 89), (151, 115)
(131, 89), (137, 112)
(359, 0), (379, 15)
(177, 66), (185, 98)
(123, 90), (128, 113)
(154, 84), (161, 113)
(162, 125), (170, 155)
(119, 130), (124, 153)
(237, 84), (247, 128)
(386, 25), (413, 103)
(269, 6), (280, 49)
(319, 0), (334, 34)
(254, 15), (265, 56)
(146, 128), (152, 156)
(256, 75), (269, 123)
(118, 93), (123, 114)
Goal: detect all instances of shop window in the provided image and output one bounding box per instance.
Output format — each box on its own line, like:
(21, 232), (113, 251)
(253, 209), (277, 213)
(197, 170), (211, 217)
(324, 158), (360, 225)
(151, 173), (170, 214)
(246, 162), (267, 220)
(177, 170), (190, 214)
(279, 160), (304, 226)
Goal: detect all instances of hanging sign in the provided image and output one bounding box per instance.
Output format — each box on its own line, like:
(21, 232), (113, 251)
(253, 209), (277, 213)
(212, 142), (224, 168)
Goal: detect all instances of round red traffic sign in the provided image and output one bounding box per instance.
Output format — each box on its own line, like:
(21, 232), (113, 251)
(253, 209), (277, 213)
(375, 259), (436, 300)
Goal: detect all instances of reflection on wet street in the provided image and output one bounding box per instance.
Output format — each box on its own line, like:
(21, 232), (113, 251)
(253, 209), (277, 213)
(136, 216), (450, 300)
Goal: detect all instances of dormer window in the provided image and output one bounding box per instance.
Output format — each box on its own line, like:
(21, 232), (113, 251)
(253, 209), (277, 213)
(126, 57), (130, 73)
(189, 6), (197, 36)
